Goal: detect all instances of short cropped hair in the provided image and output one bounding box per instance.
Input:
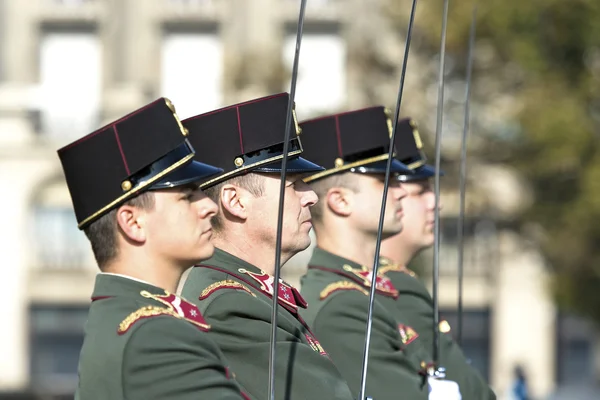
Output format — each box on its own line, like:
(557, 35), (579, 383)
(202, 173), (265, 232)
(83, 192), (155, 269)
(308, 172), (360, 223)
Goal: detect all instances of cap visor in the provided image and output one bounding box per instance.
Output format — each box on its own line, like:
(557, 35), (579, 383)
(350, 159), (413, 175)
(253, 156), (325, 174)
(397, 164), (443, 181)
(152, 160), (224, 189)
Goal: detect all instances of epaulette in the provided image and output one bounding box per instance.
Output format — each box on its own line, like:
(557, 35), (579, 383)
(320, 281), (369, 300)
(199, 279), (256, 300)
(118, 290), (210, 335)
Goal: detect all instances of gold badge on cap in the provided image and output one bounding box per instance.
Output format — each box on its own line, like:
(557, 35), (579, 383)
(121, 180), (132, 192)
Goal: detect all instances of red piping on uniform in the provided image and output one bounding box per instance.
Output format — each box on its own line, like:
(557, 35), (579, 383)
(236, 106), (244, 153)
(113, 125), (131, 175)
(91, 296), (113, 302)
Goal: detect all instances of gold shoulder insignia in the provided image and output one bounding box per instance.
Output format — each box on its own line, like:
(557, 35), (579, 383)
(320, 281), (369, 300)
(199, 279), (257, 300)
(379, 264), (418, 278)
(439, 320), (451, 333)
(118, 306), (179, 334)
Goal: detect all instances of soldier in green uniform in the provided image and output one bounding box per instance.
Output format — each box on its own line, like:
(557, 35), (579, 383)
(59, 98), (251, 400)
(297, 107), (465, 400)
(178, 93), (356, 400)
(379, 118), (496, 399)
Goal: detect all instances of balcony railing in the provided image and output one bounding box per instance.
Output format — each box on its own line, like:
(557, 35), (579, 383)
(32, 207), (95, 271)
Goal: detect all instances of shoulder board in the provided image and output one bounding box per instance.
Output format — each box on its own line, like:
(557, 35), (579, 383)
(199, 279), (256, 300)
(379, 264), (418, 278)
(119, 290), (212, 335)
(320, 281), (369, 300)
(118, 305), (207, 335)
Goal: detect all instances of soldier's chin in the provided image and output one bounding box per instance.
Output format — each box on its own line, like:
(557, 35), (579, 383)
(294, 235), (312, 253)
(192, 244), (216, 264)
(423, 236), (435, 248)
(383, 223), (404, 238)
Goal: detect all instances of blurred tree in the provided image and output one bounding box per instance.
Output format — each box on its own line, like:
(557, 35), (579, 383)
(382, 0), (600, 323)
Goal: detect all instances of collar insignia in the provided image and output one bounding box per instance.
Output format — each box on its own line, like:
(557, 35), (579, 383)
(118, 290), (210, 334)
(238, 268), (308, 310)
(342, 264), (399, 298)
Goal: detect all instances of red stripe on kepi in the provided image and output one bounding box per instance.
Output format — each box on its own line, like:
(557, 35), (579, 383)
(236, 106), (244, 153)
(113, 125), (130, 175)
(334, 115), (343, 158)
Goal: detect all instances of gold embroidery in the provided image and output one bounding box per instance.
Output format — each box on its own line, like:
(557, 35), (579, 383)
(118, 306), (178, 334)
(200, 280), (256, 299)
(137, 290), (211, 330)
(379, 264), (418, 278)
(320, 281), (369, 300)
(342, 264), (399, 297)
(305, 334), (328, 355)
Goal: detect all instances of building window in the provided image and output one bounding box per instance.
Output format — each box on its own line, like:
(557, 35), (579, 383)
(555, 313), (596, 386)
(161, 28), (223, 119)
(439, 308), (491, 382)
(283, 23), (346, 117)
(438, 217), (496, 278)
(31, 178), (94, 270)
(29, 305), (88, 396)
(38, 28), (101, 146)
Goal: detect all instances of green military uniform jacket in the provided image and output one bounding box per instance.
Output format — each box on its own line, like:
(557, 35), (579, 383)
(378, 258), (496, 400)
(180, 248), (355, 400)
(300, 248), (432, 400)
(76, 273), (250, 400)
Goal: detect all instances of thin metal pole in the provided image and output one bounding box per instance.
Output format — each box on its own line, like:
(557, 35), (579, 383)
(432, 0), (450, 370)
(457, 4), (478, 347)
(268, 1), (308, 399)
(357, 1), (420, 398)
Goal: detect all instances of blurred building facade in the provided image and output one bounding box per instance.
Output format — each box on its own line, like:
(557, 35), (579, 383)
(0, 0), (597, 399)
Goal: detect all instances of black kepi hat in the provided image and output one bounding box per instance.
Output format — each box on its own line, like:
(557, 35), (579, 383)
(298, 106), (413, 183)
(393, 118), (442, 182)
(183, 92), (324, 189)
(58, 97), (223, 229)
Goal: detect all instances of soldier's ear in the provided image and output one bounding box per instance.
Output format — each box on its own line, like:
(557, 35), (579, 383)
(325, 187), (352, 217)
(115, 204), (147, 244)
(220, 184), (249, 222)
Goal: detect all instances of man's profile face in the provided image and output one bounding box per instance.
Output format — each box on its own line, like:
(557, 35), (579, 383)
(245, 173), (318, 256)
(396, 179), (438, 251)
(145, 186), (218, 266)
(349, 174), (407, 238)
